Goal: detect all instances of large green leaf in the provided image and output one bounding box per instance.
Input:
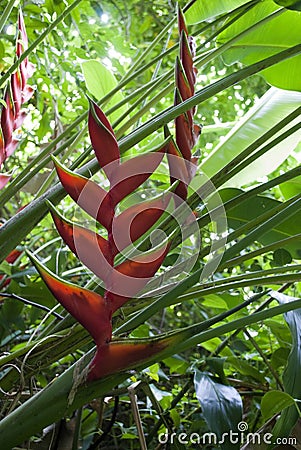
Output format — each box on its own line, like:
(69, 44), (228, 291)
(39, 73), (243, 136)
(274, 0), (301, 10)
(261, 390), (295, 421)
(201, 87), (301, 184)
(185, 0), (249, 24)
(81, 59), (127, 123)
(220, 188), (301, 258)
(269, 291), (301, 440)
(217, 0), (301, 90)
(194, 370), (242, 450)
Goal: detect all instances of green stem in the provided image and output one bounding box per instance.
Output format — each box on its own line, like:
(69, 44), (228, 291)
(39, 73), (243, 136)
(244, 329), (284, 389)
(0, 0), (84, 88)
(116, 193), (301, 334)
(223, 234), (301, 269)
(1, 46), (301, 263)
(0, 0), (17, 35)
(194, 8), (285, 70)
(120, 43), (301, 152)
(1, 298), (301, 448)
(115, 83), (173, 137)
(113, 76), (171, 130)
(179, 299), (301, 353)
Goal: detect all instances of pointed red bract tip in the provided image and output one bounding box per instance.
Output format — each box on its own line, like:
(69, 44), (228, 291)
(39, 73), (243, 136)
(50, 207), (113, 277)
(180, 31), (196, 94)
(32, 255), (112, 346)
(53, 159), (113, 230)
(177, 5), (188, 37)
(88, 337), (173, 381)
(88, 101), (120, 181)
(106, 243), (170, 310)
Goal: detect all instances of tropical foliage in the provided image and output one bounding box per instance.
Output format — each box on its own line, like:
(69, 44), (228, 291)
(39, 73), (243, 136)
(0, 0), (301, 448)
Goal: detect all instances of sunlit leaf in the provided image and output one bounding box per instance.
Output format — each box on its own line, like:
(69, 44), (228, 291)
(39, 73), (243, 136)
(81, 59), (127, 123)
(201, 88), (301, 184)
(185, 0), (249, 24)
(217, 1), (301, 90)
(261, 390), (295, 420)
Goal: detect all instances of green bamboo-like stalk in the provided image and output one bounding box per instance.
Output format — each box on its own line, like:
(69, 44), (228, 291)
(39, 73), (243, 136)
(0, 0), (17, 34)
(0, 6), (295, 205)
(0, 0), (84, 88)
(223, 234), (301, 269)
(116, 193), (301, 334)
(1, 45), (301, 263)
(1, 298), (301, 448)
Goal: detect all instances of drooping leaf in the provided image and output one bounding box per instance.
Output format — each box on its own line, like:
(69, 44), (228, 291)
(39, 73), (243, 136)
(53, 157), (113, 229)
(28, 252), (112, 346)
(201, 88), (301, 184)
(261, 390), (295, 421)
(194, 370), (243, 450)
(216, 1), (301, 91)
(269, 291), (301, 439)
(88, 100), (120, 181)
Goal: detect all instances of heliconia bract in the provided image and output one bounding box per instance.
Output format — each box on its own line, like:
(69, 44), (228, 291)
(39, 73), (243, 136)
(0, 10), (35, 188)
(31, 7), (200, 381)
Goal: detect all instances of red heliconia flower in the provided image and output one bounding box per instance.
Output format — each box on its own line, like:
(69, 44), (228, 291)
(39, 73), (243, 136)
(0, 10), (35, 188)
(32, 97), (172, 381)
(167, 6), (201, 201)
(31, 6), (200, 382)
